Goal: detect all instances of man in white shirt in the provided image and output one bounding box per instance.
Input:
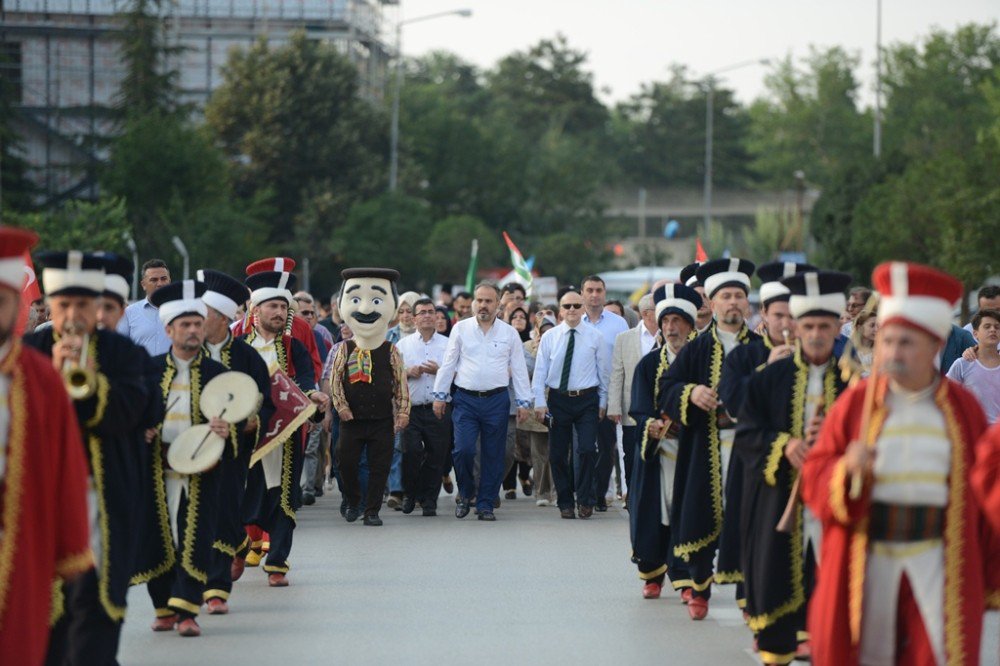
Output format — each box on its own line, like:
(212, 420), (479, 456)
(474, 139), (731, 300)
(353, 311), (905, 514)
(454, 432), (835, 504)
(607, 293), (657, 502)
(398, 298), (451, 516)
(433, 283), (532, 521)
(533, 288), (610, 519)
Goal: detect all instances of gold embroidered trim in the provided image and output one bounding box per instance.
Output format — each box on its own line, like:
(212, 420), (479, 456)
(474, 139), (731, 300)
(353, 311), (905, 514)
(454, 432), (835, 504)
(985, 590), (1000, 609)
(84, 372), (110, 428)
(870, 540), (940, 558)
(639, 418), (656, 461)
(874, 472), (948, 485)
(86, 430), (125, 621)
(55, 549), (95, 578)
(154, 607), (176, 618)
(279, 438), (297, 523)
(180, 474), (207, 583)
(671, 578), (694, 590)
(758, 650), (796, 665)
(50, 580), (64, 626)
(678, 383), (695, 427)
(168, 596), (201, 615)
(764, 433), (792, 487)
(714, 570), (744, 584)
(0, 353), (26, 631)
(848, 517), (868, 645)
(829, 459), (851, 525)
(263, 563), (290, 574)
(638, 564), (667, 581)
(938, 393), (966, 664)
(212, 539), (237, 557)
(688, 575), (713, 592)
(202, 588), (230, 602)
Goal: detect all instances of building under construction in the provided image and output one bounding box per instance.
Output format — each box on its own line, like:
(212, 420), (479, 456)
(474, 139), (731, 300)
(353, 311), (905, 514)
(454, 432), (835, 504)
(1, 0), (394, 205)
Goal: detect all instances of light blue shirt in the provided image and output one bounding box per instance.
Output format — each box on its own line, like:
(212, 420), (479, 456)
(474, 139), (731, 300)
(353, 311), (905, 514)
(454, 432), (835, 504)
(117, 298), (171, 356)
(532, 321), (609, 409)
(583, 310), (629, 367)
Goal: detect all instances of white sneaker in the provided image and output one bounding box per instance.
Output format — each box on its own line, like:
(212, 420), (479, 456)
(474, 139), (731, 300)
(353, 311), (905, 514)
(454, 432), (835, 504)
(536, 499), (549, 507)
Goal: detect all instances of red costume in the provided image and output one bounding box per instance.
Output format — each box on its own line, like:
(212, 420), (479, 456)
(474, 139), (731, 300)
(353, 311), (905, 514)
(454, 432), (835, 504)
(802, 262), (1000, 666)
(974, 423), (1000, 534)
(0, 341), (93, 664)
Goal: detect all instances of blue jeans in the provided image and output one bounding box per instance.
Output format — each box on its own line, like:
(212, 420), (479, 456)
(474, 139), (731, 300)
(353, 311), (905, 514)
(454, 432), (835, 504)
(451, 390), (510, 513)
(388, 433), (403, 494)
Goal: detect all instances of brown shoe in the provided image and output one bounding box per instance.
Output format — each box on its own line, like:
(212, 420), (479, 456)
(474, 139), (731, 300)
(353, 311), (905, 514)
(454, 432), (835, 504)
(205, 597), (228, 615)
(578, 505), (594, 519)
(442, 475), (454, 494)
(267, 573), (289, 587)
(150, 614), (178, 632)
(176, 617), (201, 637)
(560, 508), (576, 519)
(230, 556), (245, 581)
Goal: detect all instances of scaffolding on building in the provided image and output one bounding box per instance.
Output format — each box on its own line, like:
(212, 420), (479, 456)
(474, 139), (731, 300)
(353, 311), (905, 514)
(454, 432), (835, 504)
(1, 0), (395, 206)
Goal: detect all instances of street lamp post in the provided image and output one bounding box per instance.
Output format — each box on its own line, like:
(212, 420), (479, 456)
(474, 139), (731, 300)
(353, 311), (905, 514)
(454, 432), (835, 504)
(171, 235), (189, 281)
(388, 8), (472, 192)
(695, 58), (770, 241)
(124, 233), (139, 302)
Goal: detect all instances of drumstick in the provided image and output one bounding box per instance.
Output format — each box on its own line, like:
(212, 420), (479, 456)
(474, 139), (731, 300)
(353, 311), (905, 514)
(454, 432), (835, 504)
(776, 403), (824, 533)
(191, 407), (228, 460)
(165, 396), (182, 413)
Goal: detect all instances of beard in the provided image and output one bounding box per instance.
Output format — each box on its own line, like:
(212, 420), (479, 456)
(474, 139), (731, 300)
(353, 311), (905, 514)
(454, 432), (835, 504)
(721, 310), (743, 326)
(260, 316), (285, 335)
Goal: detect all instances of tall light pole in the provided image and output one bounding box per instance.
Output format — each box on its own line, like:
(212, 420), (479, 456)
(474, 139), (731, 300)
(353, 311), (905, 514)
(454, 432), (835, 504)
(124, 233), (139, 302)
(388, 8), (472, 192)
(695, 58), (770, 240)
(171, 235), (189, 281)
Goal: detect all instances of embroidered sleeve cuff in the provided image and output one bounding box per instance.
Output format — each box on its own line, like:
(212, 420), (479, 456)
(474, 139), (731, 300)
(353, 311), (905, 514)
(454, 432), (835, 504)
(679, 383), (696, 426)
(56, 549), (95, 578)
(640, 418), (657, 462)
(432, 391), (449, 402)
(764, 433), (792, 486)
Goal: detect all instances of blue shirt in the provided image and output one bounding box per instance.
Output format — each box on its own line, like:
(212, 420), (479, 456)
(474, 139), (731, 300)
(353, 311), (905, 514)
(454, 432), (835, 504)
(582, 310), (629, 366)
(532, 321), (609, 409)
(117, 298), (171, 356)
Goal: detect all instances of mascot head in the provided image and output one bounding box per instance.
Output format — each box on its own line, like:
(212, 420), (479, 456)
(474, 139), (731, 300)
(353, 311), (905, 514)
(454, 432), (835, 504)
(338, 267), (400, 350)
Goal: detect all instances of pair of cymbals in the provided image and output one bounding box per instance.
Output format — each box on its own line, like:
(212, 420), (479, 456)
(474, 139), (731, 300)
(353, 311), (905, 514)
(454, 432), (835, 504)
(167, 372), (260, 474)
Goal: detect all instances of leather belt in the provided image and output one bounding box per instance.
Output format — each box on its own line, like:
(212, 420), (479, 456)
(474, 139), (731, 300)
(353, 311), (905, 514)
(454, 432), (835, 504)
(549, 386), (598, 398)
(411, 403), (435, 409)
(869, 502), (944, 542)
(455, 386), (506, 398)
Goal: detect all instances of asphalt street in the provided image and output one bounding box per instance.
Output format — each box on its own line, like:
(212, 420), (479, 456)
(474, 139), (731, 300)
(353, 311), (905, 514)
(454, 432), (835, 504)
(118, 489), (999, 665)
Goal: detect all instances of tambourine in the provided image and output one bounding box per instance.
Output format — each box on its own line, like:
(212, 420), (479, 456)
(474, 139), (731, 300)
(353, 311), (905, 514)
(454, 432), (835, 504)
(166, 424), (225, 474)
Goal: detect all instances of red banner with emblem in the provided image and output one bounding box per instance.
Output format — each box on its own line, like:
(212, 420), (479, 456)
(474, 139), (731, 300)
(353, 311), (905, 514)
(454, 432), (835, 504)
(250, 369), (317, 466)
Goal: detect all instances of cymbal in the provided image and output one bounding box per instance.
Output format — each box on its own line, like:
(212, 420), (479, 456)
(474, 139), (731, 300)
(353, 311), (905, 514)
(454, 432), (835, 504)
(167, 424), (225, 475)
(201, 371), (259, 422)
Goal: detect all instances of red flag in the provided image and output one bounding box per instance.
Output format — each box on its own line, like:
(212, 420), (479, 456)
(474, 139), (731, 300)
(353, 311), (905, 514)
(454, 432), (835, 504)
(16, 251), (40, 336)
(695, 238), (708, 263)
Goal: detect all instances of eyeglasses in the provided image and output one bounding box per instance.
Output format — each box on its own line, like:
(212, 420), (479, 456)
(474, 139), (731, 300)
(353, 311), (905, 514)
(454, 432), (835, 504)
(561, 303), (583, 310)
(300, 310), (315, 317)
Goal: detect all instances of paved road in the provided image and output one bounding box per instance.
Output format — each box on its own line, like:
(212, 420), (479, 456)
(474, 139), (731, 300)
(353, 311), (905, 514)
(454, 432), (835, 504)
(119, 490), (999, 665)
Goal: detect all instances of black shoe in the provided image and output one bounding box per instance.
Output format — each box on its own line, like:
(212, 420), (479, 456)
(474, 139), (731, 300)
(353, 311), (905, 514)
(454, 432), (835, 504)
(504, 489), (516, 500)
(340, 499), (349, 517)
(314, 487), (324, 498)
(493, 497), (501, 509)
(560, 508), (576, 519)
(478, 511), (496, 521)
(455, 499), (470, 519)
(422, 506), (437, 517)
(302, 493), (315, 506)
(363, 514), (383, 526)
(402, 496), (416, 514)
(594, 503), (608, 513)
(345, 507), (360, 523)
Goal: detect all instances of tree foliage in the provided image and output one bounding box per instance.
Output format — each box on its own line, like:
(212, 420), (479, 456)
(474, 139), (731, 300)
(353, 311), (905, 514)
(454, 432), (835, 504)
(11, 198), (130, 253)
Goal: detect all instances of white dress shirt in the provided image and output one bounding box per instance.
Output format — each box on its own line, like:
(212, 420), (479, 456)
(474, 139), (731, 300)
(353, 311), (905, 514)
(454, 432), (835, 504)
(397, 331), (449, 405)
(640, 325), (657, 357)
(532, 321), (609, 409)
(433, 317), (532, 408)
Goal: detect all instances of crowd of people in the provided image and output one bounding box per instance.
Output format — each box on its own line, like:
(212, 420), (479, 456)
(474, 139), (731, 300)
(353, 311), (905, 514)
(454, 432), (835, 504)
(3, 221), (1000, 665)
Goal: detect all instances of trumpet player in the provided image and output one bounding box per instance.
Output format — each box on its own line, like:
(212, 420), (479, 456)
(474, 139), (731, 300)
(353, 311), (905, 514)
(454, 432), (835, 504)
(132, 279), (235, 638)
(733, 271), (850, 665)
(25, 250), (151, 666)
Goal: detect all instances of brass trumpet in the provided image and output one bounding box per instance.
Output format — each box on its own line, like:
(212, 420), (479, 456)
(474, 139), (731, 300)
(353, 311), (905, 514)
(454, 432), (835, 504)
(61, 322), (97, 400)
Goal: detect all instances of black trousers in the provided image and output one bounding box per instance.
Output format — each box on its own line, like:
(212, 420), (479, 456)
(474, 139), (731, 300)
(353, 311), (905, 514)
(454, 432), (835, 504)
(402, 405), (450, 507)
(255, 486), (297, 573)
(594, 417), (617, 506)
(46, 570), (122, 666)
(337, 417), (394, 516)
(146, 486), (205, 618)
(548, 391), (599, 510)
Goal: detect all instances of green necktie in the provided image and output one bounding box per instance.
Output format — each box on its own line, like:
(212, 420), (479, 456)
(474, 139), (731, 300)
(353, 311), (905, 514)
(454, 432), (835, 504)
(559, 328), (575, 391)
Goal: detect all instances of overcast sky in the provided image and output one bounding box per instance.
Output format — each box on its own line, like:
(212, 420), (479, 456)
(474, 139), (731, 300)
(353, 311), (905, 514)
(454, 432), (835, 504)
(395, 0), (998, 106)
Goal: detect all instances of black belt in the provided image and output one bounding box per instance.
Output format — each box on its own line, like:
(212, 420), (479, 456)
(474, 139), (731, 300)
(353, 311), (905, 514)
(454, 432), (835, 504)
(455, 386), (506, 398)
(869, 502), (945, 542)
(549, 386), (598, 398)
(411, 403), (435, 409)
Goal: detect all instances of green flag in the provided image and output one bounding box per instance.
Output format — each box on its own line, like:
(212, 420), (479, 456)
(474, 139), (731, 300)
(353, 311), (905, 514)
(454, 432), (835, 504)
(464, 239), (478, 292)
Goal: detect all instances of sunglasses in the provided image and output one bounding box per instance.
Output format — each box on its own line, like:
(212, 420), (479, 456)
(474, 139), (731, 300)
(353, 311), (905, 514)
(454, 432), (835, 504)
(300, 310), (316, 317)
(561, 303), (583, 310)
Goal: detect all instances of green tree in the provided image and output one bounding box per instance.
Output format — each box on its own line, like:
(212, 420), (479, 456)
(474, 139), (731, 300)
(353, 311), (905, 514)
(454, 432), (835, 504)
(534, 232), (609, 285)
(11, 198), (130, 253)
(612, 67), (753, 189)
(334, 194), (432, 289)
(747, 48), (871, 189)
(423, 215), (502, 283)
(116, 0), (184, 118)
(206, 33), (387, 250)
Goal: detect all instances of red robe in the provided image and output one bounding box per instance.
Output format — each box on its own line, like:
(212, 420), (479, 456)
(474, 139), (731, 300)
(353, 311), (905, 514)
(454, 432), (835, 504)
(974, 422), (1000, 535)
(0, 342), (92, 665)
(801, 376), (1000, 666)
